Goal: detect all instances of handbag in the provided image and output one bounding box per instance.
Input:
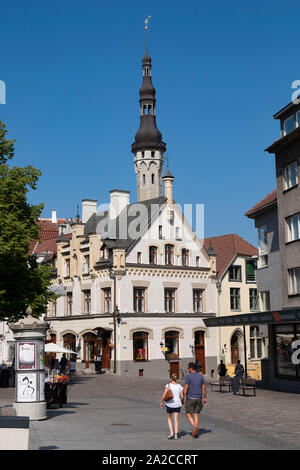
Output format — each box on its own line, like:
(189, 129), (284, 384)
(163, 384), (173, 402)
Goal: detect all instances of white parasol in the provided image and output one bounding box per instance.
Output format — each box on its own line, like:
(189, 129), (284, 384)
(45, 343), (78, 355)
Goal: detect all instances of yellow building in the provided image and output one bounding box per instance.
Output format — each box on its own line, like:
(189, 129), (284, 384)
(204, 234), (265, 380)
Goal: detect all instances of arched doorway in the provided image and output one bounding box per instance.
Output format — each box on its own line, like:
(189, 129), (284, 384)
(63, 333), (76, 356)
(94, 328), (112, 370)
(83, 332), (97, 363)
(194, 331), (206, 374)
(231, 330), (243, 364)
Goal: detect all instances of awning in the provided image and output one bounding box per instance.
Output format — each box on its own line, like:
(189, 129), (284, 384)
(45, 343), (78, 355)
(203, 308), (300, 328)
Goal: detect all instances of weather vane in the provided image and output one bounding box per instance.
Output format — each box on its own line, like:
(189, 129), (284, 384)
(144, 15), (152, 30)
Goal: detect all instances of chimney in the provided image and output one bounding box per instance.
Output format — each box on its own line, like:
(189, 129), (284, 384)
(82, 199), (98, 224)
(109, 190), (130, 220)
(51, 210), (57, 224)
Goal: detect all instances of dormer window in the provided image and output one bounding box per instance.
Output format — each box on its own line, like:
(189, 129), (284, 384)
(283, 115), (296, 135)
(283, 161), (298, 190)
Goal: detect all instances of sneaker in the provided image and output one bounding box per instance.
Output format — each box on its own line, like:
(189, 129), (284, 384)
(192, 425), (199, 438)
(168, 434), (174, 439)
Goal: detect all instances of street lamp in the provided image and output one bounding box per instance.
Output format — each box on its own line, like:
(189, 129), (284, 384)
(112, 305), (120, 374)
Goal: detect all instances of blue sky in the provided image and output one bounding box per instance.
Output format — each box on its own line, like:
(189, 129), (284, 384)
(1, 0), (299, 246)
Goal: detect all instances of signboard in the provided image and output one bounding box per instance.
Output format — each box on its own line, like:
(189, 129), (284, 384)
(18, 342), (36, 370)
(203, 309), (300, 328)
(161, 347), (169, 352)
(17, 373), (37, 402)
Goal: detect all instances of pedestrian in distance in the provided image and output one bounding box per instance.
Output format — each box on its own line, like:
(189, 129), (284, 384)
(69, 356), (76, 380)
(183, 362), (207, 438)
(160, 373), (184, 440)
(234, 360), (244, 384)
(60, 353), (67, 374)
(217, 360), (227, 383)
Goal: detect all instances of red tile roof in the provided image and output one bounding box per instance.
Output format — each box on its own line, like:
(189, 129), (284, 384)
(245, 190), (277, 217)
(204, 234), (258, 279)
(29, 218), (69, 257)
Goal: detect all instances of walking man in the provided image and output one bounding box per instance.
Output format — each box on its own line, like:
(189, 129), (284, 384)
(217, 360), (227, 383)
(183, 362), (207, 438)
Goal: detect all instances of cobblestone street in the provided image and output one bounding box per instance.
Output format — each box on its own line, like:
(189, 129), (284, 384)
(0, 374), (299, 450)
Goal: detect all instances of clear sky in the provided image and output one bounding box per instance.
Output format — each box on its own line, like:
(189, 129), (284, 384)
(1, 0), (299, 246)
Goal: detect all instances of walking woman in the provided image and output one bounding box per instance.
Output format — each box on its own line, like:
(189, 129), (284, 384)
(160, 373), (184, 440)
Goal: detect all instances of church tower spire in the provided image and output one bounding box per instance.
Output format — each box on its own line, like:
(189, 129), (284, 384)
(132, 23), (166, 202)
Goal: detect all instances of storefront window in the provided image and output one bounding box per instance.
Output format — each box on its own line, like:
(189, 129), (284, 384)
(133, 332), (148, 361)
(274, 324), (299, 379)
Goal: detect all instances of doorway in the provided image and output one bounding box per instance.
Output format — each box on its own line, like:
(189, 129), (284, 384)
(170, 362), (179, 378)
(231, 332), (240, 364)
(194, 330), (206, 374)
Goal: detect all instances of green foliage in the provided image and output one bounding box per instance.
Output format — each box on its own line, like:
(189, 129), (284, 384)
(0, 119), (55, 321)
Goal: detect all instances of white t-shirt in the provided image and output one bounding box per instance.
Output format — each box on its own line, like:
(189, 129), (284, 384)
(164, 382), (183, 408)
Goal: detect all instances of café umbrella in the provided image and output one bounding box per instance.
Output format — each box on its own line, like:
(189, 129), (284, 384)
(44, 343), (78, 355)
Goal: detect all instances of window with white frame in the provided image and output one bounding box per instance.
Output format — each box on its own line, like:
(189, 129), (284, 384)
(260, 291), (270, 311)
(250, 326), (263, 359)
(249, 288), (259, 311)
(165, 289), (176, 313)
(83, 290), (91, 314)
(67, 292), (73, 315)
(282, 115), (296, 136)
(82, 254), (90, 274)
(258, 225), (268, 267)
(193, 289), (203, 313)
(286, 213), (300, 242)
(133, 288), (146, 313)
(288, 268), (300, 295)
(64, 258), (70, 278)
(283, 161), (298, 190)
(103, 288), (111, 313)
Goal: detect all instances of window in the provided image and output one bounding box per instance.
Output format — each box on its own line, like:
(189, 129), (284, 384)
(193, 289), (203, 313)
(82, 255), (90, 275)
(137, 252), (142, 264)
(182, 249), (189, 266)
(283, 115), (296, 136)
(288, 268), (300, 295)
(249, 288), (259, 311)
(230, 288), (240, 310)
(159, 225), (163, 239)
(229, 265), (242, 281)
(142, 151), (145, 158)
(100, 244), (109, 260)
(175, 227), (180, 239)
(143, 174), (146, 185)
(250, 326), (263, 359)
(64, 259), (70, 278)
(83, 290), (91, 314)
(103, 288), (111, 313)
(274, 324), (300, 379)
(165, 244), (174, 266)
(133, 332), (148, 361)
(134, 288), (145, 313)
(165, 289), (176, 312)
(151, 174), (155, 184)
(151, 151), (155, 158)
(258, 225), (268, 267)
(165, 331), (179, 359)
(246, 260), (256, 282)
(283, 161), (298, 190)
(286, 213), (300, 242)
(51, 300), (57, 317)
(149, 246), (157, 264)
(67, 293), (73, 315)
(196, 256), (200, 267)
(260, 291), (270, 311)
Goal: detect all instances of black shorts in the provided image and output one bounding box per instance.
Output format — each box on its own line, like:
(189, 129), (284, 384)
(166, 406), (181, 413)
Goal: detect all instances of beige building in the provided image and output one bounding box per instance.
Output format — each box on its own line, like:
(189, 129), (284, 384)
(204, 234), (265, 379)
(44, 44), (218, 379)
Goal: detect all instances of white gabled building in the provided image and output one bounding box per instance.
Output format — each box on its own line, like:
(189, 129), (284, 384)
(46, 41), (218, 379)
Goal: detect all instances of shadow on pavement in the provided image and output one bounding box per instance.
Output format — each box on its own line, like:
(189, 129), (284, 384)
(46, 410), (76, 419)
(178, 428), (212, 438)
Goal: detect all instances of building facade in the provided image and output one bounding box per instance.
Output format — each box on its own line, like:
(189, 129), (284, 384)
(204, 235), (264, 379)
(45, 45), (218, 379)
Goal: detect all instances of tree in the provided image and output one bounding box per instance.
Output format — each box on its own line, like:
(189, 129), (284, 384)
(0, 119), (55, 321)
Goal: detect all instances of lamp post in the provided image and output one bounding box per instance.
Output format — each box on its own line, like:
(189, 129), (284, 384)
(113, 306), (120, 374)
(215, 277), (223, 361)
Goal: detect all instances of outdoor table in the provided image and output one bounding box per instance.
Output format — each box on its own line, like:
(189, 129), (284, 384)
(45, 382), (68, 408)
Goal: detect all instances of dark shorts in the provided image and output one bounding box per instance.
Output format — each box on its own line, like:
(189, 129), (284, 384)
(185, 398), (203, 415)
(166, 406), (181, 414)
